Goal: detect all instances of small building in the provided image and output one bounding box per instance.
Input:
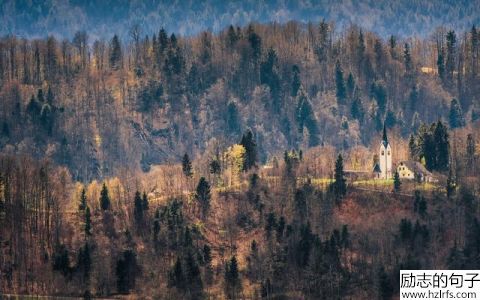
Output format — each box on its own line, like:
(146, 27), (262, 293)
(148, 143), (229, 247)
(396, 160), (436, 182)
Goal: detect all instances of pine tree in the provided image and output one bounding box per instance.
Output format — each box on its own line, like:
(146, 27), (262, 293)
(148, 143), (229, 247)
(134, 191), (144, 227)
(408, 134), (417, 160)
(209, 159), (221, 175)
(185, 251), (203, 295)
(378, 266), (393, 300)
(195, 177), (211, 217)
(182, 153), (193, 178)
(296, 87), (319, 146)
(433, 121), (450, 171)
(347, 72), (355, 98)
(116, 250), (138, 294)
(85, 206), (92, 237)
(76, 242), (91, 283)
(260, 48), (281, 105)
(109, 34), (122, 70)
(225, 256), (240, 299)
(79, 188), (87, 211)
(203, 244), (212, 265)
(240, 130), (257, 170)
(100, 183), (111, 210)
(404, 43), (413, 75)
(446, 30), (457, 85)
(291, 65), (301, 97)
(332, 154), (347, 201)
(393, 171), (401, 192)
(142, 192), (149, 211)
(466, 134), (476, 175)
(335, 60), (347, 104)
(449, 98), (465, 128)
(169, 257), (186, 290)
(437, 46), (445, 82)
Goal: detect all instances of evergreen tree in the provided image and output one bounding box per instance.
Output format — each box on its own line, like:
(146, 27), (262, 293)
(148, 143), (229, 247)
(449, 98), (465, 128)
(378, 266), (393, 300)
(351, 97), (364, 121)
(142, 192), (149, 211)
(225, 256), (241, 299)
(182, 153), (193, 178)
(109, 34), (122, 70)
(195, 177), (211, 217)
(52, 243), (72, 277)
(227, 25), (239, 49)
(437, 47), (445, 82)
(240, 130), (257, 170)
(466, 134), (476, 175)
(347, 72), (355, 98)
(116, 250), (138, 294)
(335, 60), (347, 104)
(185, 251), (203, 295)
(446, 30), (457, 85)
(79, 188), (87, 211)
(85, 206), (92, 237)
(433, 121), (449, 171)
(260, 48), (281, 106)
(393, 171), (401, 192)
(76, 242), (91, 283)
(169, 257), (186, 291)
(403, 43), (413, 75)
(332, 154), (347, 201)
(291, 65), (301, 97)
(100, 183), (111, 211)
(409, 134), (417, 160)
(134, 191), (144, 228)
(296, 87), (320, 146)
(203, 244), (212, 265)
(265, 212), (277, 239)
(209, 158), (221, 175)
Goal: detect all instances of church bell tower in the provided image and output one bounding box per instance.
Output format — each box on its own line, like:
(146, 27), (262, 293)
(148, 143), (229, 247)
(379, 125), (392, 179)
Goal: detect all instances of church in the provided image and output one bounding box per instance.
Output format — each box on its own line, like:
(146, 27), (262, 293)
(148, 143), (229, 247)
(373, 125), (392, 179)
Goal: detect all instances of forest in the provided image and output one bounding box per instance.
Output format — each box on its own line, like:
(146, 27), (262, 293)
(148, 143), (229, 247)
(0, 17), (479, 299)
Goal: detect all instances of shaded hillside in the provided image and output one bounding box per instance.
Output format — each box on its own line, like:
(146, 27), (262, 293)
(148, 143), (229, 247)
(0, 22), (479, 180)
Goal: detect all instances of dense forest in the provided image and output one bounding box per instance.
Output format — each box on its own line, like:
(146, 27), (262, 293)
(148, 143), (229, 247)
(0, 18), (480, 299)
(0, 21), (479, 180)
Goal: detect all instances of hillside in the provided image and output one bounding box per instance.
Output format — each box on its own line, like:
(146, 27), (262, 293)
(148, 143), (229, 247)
(0, 22), (479, 181)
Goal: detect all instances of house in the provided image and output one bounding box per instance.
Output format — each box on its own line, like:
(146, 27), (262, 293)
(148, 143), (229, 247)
(396, 160), (436, 182)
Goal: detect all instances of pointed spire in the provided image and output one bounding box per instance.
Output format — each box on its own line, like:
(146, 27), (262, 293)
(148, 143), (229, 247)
(382, 123), (389, 146)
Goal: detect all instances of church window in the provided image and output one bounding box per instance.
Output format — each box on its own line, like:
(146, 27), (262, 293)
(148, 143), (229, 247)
(381, 151), (384, 155)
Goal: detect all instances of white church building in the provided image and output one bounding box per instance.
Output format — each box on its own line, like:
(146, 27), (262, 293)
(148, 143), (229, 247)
(373, 125), (392, 179)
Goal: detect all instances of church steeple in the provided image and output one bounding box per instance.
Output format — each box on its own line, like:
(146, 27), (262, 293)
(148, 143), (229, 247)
(382, 123), (389, 147)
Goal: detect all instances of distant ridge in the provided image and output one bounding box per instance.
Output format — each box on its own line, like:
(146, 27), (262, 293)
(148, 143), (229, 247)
(1, 0), (479, 39)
